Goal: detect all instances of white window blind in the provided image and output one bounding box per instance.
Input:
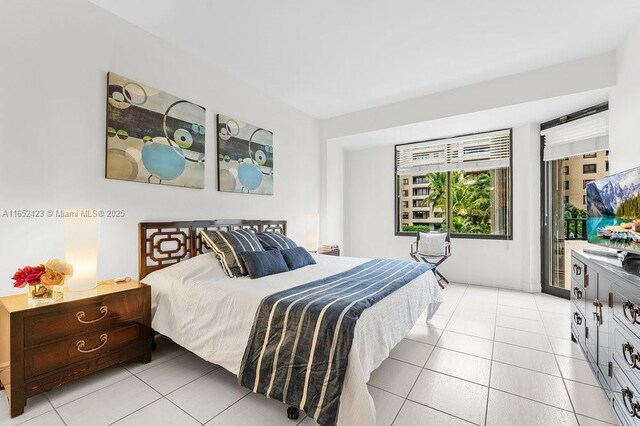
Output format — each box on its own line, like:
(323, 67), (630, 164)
(541, 111), (608, 161)
(395, 129), (511, 175)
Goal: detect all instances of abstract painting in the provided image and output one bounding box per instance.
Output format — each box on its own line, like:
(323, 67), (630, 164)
(105, 72), (206, 189)
(217, 114), (274, 195)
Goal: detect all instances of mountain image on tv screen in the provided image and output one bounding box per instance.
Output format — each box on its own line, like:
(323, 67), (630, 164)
(586, 166), (640, 252)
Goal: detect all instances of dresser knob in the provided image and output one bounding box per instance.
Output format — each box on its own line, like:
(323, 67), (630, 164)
(573, 287), (583, 299)
(622, 301), (640, 325)
(622, 343), (640, 369)
(622, 387), (640, 417)
(76, 334), (108, 353)
(76, 306), (108, 324)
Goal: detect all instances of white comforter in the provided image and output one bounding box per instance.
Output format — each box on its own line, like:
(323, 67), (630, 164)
(143, 253), (442, 426)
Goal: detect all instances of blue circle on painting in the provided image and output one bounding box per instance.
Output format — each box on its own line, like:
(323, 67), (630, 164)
(141, 142), (186, 181)
(238, 163), (262, 190)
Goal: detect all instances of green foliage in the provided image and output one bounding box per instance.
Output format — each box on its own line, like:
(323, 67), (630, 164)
(564, 203), (588, 238)
(616, 194), (640, 219)
(401, 225), (432, 233)
(422, 171), (494, 235)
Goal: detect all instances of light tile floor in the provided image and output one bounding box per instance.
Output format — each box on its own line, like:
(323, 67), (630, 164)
(0, 283), (618, 426)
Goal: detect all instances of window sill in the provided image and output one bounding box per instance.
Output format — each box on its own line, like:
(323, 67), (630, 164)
(395, 231), (512, 241)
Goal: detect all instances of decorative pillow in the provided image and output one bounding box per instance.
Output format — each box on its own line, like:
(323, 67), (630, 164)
(240, 250), (289, 279)
(280, 247), (317, 271)
(201, 229), (264, 277)
(256, 232), (298, 250)
(418, 232), (447, 257)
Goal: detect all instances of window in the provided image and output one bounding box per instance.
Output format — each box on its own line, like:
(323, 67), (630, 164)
(583, 179), (593, 189)
(395, 128), (512, 238)
(583, 153), (597, 158)
(563, 181), (569, 190)
(583, 195), (586, 205)
(563, 166), (569, 175)
(583, 164), (597, 174)
(402, 190), (408, 197)
(606, 161), (609, 172)
(413, 176), (428, 184)
(402, 201), (408, 208)
(402, 178), (409, 185)
(564, 196), (569, 204)
(401, 212), (409, 219)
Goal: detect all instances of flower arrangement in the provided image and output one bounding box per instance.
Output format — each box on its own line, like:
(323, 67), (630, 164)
(12, 259), (74, 301)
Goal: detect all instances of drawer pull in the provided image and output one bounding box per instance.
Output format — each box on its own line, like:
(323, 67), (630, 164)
(573, 264), (582, 276)
(622, 343), (640, 369)
(593, 300), (603, 325)
(76, 334), (108, 353)
(622, 301), (640, 324)
(622, 387), (640, 417)
(573, 312), (582, 325)
(76, 306), (108, 324)
(573, 287), (583, 299)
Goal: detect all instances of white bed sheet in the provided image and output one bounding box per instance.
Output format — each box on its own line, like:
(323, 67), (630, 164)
(143, 253), (443, 426)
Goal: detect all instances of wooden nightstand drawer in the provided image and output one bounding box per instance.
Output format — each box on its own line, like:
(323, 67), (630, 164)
(24, 322), (142, 379)
(24, 290), (144, 347)
(0, 280), (151, 418)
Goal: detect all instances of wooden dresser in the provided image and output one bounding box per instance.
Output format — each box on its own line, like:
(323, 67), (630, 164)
(571, 250), (640, 425)
(0, 280), (151, 418)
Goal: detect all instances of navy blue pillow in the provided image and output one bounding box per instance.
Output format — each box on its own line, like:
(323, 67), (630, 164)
(240, 250), (289, 279)
(281, 247), (317, 270)
(256, 232), (298, 250)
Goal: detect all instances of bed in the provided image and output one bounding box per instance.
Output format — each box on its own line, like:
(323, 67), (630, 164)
(138, 220), (443, 426)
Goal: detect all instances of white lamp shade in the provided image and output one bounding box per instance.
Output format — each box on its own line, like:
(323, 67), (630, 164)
(64, 211), (100, 291)
(305, 213), (320, 252)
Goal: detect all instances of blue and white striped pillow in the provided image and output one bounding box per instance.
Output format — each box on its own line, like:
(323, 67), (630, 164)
(256, 232), (298, 250)
(201, 229), (264, 277)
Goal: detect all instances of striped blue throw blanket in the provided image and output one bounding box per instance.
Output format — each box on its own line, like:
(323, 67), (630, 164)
(238, 258), (433, 426)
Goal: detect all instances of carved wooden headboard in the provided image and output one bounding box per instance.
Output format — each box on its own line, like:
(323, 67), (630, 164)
(138, 219), (287, 280)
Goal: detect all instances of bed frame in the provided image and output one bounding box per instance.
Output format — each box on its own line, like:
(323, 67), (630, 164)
(138, 219), (287, 280)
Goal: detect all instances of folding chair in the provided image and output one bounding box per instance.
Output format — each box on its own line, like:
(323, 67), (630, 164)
(409, 230), (451, 289)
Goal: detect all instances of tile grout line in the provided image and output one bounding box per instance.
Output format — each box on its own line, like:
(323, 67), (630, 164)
(536, 296), (582, 425)
(51, 373), (133, 410)
(483, 290), (499, 426)
(106, 395), (163, 426)
(390, 284), (470, 426)
(162, 397), (207, 425)
(204, 392), (253, 424)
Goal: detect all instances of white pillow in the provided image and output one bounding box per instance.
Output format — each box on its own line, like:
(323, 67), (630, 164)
(418, 232), (447, 257)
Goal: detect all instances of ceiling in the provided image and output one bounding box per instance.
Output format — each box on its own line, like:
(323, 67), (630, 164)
(91, 0), (640, 119)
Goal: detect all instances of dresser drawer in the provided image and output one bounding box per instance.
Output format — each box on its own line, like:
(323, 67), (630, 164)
(23, 290), (144, 347)
(613, 365), (640, 425)
(24, 322), (143, 379)
(571, 306), (586, 351)
(613, 282), (640, 341)
(614, 323), (640, 393)
(571, 257), (590, 289)
(571, 279), (586, 316)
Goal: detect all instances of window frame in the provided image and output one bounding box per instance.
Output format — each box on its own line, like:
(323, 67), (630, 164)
(394, 128), (513, 240)
(583, 164), (597, 174)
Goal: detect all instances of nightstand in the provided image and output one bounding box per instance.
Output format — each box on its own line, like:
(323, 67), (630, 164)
(0, 280), (151, 418)
(318, 245), (340, 256)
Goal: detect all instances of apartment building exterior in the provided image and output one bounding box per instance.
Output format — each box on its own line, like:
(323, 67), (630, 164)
(399, 175), (445, 231)
(561, 150), (609, 209)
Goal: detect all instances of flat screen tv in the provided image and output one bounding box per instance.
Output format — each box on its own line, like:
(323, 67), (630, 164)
(586, 165), (640, 255)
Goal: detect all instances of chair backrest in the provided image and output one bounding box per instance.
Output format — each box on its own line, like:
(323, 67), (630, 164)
(416, 230), (450, 257)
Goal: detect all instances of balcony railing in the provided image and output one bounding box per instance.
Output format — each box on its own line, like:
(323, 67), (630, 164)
(565, 218), (587, 240)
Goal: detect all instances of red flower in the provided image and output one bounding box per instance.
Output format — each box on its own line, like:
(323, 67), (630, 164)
(12, 265), (45, 288)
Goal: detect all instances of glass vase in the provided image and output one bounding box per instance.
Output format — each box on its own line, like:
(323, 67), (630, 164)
(27, 283), (55, 306)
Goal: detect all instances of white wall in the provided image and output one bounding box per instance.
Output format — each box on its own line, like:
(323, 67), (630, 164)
(344, 124), (541, 291)
(610, 21), (640, 173)
(0, 0), (320, 296)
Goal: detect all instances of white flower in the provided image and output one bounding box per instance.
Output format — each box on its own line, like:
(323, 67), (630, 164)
(45, 258), (74, 277)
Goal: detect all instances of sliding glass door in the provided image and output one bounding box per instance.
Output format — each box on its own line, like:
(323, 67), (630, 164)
(540, 103), (609, 298)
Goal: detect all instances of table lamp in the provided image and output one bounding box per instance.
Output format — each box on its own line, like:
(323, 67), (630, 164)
(64, 210), (100, 291)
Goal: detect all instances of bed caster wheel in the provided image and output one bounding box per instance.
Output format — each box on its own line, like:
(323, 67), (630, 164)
(287, 406), (299, 420)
